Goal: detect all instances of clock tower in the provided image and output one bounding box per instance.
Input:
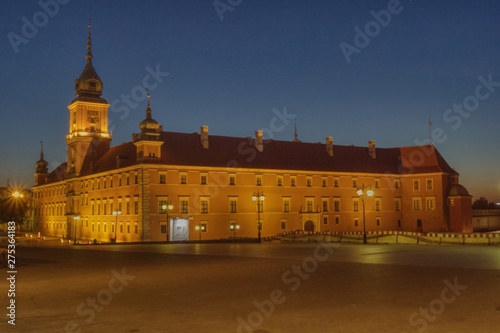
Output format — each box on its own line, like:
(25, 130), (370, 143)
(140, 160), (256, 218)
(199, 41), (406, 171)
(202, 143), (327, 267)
(66, 22), (111, 177)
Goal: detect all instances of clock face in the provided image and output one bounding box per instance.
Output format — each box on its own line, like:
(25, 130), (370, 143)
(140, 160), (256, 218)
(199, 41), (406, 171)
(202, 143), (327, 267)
(87, 110), (99, 123)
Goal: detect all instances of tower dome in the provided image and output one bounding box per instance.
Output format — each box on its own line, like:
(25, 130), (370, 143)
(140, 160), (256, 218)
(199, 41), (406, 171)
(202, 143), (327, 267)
(138, 92), (162, 140)
(35, 141), (48, 174)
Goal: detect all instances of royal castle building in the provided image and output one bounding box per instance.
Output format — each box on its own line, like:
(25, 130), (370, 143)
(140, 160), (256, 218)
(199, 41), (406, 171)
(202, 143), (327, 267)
(32, 26), (473, 242)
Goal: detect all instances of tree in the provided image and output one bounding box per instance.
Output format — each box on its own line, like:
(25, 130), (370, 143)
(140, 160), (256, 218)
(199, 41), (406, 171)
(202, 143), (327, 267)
(472, 197), (499, 209)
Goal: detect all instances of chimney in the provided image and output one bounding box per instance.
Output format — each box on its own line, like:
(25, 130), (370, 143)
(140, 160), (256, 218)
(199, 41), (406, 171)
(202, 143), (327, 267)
(368, 140), (376, 159)
(326, 136), (334, 156)
(200, 125), (209, 149)
(255, 130), (263, 152)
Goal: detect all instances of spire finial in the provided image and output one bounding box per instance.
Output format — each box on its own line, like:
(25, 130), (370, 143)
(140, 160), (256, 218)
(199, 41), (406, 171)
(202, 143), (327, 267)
(86, 18), (93, 62)
(293, 118), (299, 142)
(145, 88), (152, 118)
(40, 140), (44, 159)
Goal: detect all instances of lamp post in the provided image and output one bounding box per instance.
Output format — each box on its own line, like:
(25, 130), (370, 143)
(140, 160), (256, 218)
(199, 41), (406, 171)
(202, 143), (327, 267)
(230, 223), (240, 239)
(252, 192), (265, 242)
(73, 215), (80, 244)
(195, 223), (206, 241)
(162, 202), (173, 241)
(112, 210), (121, 243)
(357, 184), (374, 244)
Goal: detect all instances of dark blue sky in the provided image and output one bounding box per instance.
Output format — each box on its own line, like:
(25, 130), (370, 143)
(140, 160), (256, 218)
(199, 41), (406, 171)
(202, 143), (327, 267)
(1, 0), (499, 201)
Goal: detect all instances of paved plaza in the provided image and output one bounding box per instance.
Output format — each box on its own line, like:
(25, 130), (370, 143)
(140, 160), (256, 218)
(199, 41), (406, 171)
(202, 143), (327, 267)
(1, 238), (500, 333)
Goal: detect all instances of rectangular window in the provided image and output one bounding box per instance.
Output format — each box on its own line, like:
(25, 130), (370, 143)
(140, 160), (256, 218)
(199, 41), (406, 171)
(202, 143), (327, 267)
(291, 177), (296, 187)
(413, 198), (422, 211)
(256, 176), (262, 186)
(334, 199), (340, 212)
(283, 198), (290, 213)
(353, 199), (359, 212)
(395, 179), (400, 189)
(322, 199), (329, 212)
(306, 199), (313, 213)
(334, 178), (339, 188)
(134, 197), (139, 214)
(180, 200), (189, 214)
(307, 177), (312, 187)
(180, 174), (187, 184)
(281, 220), (286, 230)
(413, 179), (420, 190)
(335, 215), (340, 225)
(159, 200), (167, 214)
(322, 177), (327, 187)
(134, 173), (138, 184)
(277, 176), (283, 186)
(323, 216), (328, 225)
(161, 225), (167, 233)
(375, 179), (380, 188)
(426, 179), (433, 190)
(354, 218), (359, 228)
(126, 199), (130, 215)
(375, 199), (381, 211)
(134, 223), (138, 234)
(397, 219), (402, 227)
(229, 199), (237, 213)
(229, 175), (235, 186)
(376, 217), (381, 227)
(159, 174), (166, 184)
(426, 197), (435, 210)
(201, 175), (207, 185)
(127, 224), (130, 234)
(201, 199), (209, 214)
(395, 199), (401, 212)
(352, 179), (357, 188)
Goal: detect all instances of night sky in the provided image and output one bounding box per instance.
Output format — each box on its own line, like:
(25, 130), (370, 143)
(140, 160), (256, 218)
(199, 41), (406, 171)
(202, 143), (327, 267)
(1, 0), (499, 201)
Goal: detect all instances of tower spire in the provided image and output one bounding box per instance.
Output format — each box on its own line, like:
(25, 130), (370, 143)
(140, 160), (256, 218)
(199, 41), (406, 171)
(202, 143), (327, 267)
(293, 118), (299, 142)
(146, 89), (152, 119)
(86, 18), (93, 63)
(40, 140), (44, 160)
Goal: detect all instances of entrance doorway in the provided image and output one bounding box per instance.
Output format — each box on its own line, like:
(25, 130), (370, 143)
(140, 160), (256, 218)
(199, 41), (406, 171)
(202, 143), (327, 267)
(304, 220), (315, 233)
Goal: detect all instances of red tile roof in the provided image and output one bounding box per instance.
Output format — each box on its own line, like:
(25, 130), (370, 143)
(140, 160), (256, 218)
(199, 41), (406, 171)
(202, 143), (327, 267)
(42, 131), (457, 183)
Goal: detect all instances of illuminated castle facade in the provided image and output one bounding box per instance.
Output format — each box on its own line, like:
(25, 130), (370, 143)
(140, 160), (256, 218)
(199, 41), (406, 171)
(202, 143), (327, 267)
(31, 26), (473, 242)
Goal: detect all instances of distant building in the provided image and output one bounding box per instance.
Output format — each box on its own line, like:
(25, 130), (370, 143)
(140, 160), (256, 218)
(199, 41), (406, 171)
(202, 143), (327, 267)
(32, 26), (473, 242)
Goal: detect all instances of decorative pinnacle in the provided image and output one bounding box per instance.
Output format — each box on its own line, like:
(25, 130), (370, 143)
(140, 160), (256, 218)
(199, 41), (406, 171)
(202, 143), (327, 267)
(86, 18), (93, 62)
(146, 89), (152, 118)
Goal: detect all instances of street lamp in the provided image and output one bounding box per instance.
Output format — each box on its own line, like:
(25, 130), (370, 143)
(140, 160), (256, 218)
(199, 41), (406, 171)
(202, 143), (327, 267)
(357, 184), (374, 244)
(12, 191), (24, 199)
(73, 215), (80, 244)
(162, 202), (173, 241)
(195, 223), (206, 241)
(230, 223), (240, 238)
(112, 210), (121, 243)
(252, 192), (265, 242)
